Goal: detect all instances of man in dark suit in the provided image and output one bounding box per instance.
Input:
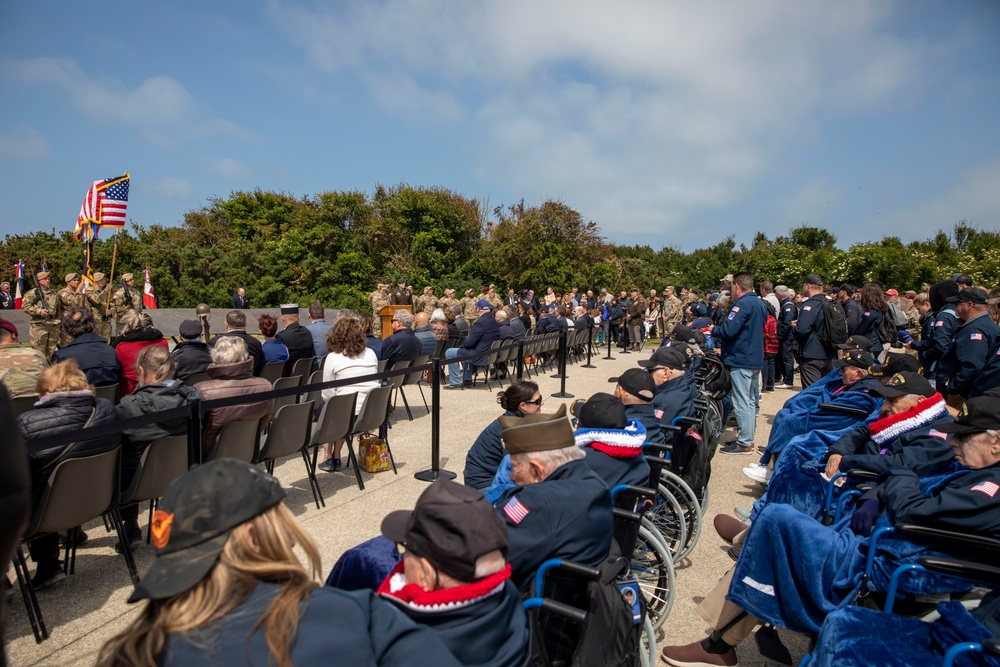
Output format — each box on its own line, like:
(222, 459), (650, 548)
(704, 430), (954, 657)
(231, 287), (250, 309)
(504, 289), (519, 307)
(275, 304), (314, 374)
(445, 300), (500, 388)
(0, 282), (13, 309)
(381, 308), (422, 368)
(210, 309), (264, 375)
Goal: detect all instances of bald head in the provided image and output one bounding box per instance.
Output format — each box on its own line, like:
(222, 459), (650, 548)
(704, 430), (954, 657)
(414, 312), (429, 327)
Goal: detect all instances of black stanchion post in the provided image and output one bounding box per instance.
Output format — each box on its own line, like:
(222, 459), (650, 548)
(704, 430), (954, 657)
(552, 330), (574, 398)
(517, 338), (525, 380)
(604, 322), (615, 360)
(415, 356), (456, 482)
(187, 397), (202, 468)
(582, 322), (596, 368)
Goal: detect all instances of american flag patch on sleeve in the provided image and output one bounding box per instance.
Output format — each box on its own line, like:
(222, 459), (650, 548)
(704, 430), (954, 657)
(971, 481), (999, 498)
(503, 497), (531, 524)
(928, 429), (948, 440)
(971, 333), (983, 341)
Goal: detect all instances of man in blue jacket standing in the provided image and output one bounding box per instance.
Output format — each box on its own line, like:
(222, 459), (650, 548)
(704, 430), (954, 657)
(713, 273), (768, 454)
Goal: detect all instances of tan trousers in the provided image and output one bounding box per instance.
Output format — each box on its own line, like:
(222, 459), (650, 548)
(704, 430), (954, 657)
(695, 528), (760, 646)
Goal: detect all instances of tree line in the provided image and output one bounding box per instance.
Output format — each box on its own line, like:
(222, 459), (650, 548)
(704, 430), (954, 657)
(2, 184), (998, 312)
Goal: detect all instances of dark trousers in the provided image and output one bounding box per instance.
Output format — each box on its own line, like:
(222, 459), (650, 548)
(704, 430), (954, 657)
(762, 357), (775, 391)
(777, 339), (796, 384)
(799, 358), (832, 389)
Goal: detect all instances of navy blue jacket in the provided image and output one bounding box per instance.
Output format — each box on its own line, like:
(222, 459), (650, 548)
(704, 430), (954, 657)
(937, 312), (1000, 397)
(160, 582), (462, 667)
(842, 298), (864, 335)
(851, 308), (886, 356)
(970, 342), (1000, 399)
(839, 420), (956, 477)
(625, 402), (663, 444)
(912, 306), (958, 375)
(464, 410), (522, 490)
(381, 329), (422, 368)
(794, 296), (835, 360)
(172, 339), (213, 381)
(495, 459), (612, 591)
(365, 334), (383, 360)
(652, 373), (698, 431)
(462, 314), (501, 366)
(711, 291), (767, 369)
(210, 330), (265, 375)
(51, 332), (121, 386)
(584, 448), (650, 489)
(413, 326), (438, 356)
(777, 298), (797, 341)
(276, 321), (315, 373)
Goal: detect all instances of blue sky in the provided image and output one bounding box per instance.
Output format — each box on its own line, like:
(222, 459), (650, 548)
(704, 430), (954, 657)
(2, 1), (999, 252)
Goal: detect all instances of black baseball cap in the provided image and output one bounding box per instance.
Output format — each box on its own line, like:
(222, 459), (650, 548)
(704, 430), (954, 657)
(574, 392), (627, 429)
(833, 349), (875, 369)
(803, 273), (824, 286)
(638, 346), (688, 371)
(617, 368), (655, 402)
(128, 459), (286, 603)
(868, 352), (922, 377)
(870, 372), (935, 398)
(946, 287), (989, 305)
(381, 480), (508, 582)
(837, 335), (873, 352)
(837, 283), (857, 294)
(933, 396), (1000, 435)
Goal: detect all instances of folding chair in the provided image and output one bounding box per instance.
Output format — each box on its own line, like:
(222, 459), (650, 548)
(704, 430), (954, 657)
(288, 356), (314, 383)
(259, 361), (285, 384)
(205, 418), (262, 463)
(10, 394), (38, 419)
(93, 383), (119, 405)
(397, 355), (430, 420)
(256, 401), (322, 508)
(271, 376), (301, 417)
(344, 386), (395, 491)
(308, 392), (357, 472)
(118, 435), (189, 544)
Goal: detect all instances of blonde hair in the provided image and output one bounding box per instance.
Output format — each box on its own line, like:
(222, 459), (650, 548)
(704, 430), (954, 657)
(37, 359), (92, 396)
(135, 346), (176, 385)
(97, 503), (320, 667)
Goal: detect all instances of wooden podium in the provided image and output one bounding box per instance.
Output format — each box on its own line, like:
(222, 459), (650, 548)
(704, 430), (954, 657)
(379, 304), (413, 340)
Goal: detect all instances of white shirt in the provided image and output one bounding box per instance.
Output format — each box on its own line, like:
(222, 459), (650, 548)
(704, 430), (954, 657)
(321, 347), (379, 415)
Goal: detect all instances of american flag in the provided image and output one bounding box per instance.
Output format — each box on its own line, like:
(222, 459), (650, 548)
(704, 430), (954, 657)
(971, 480), (999, 498)
(75, 174), (130, 240)
(503, 497), (531, 524)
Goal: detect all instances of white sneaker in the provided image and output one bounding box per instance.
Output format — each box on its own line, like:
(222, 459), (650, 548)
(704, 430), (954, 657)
(774, 383), (794, 389)
(742, 464), (772, 484)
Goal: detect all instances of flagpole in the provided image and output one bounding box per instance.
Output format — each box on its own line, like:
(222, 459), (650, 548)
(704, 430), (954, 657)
(106, 230), (119, 312)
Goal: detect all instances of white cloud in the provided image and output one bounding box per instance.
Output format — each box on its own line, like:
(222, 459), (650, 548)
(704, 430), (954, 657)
(0, 126), (51, 160)
(270, 1), (934, 241)
(149, 177), (196, 200)
(199, 157), (254, 180)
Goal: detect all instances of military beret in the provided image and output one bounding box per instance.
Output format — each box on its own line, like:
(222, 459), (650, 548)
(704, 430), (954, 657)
(500, 404), (575, 455)
(396, 278), (406, 284)
(0, 319), (17, 336)
(280, 303), (299, 315)
(36, 271), (49, 280)
(121, 272), (134, 281)
(93, 272), (105, 282)
(64, 273), (78, 283)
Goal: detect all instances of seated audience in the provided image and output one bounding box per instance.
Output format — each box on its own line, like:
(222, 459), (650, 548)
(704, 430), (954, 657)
(276, 304), (315, 373)
(637, 346), (699, 432)
(194, 337), (273, 454)
(97, 459), (462, 667)
(445, 301), (500, 389)
(113, 312), (168, 397)
(412, 312), (438, 356)
(171, 319), (213, 381)
(378, 480), (529, 667)
(428, 308), (450, 345)
(463, 381), (541, 490)
(381, 309), (422, 368)
(51, 307), (121, 386)
(572, 392), (649, 488)
(209, 309), (265, 376)
(358, 314), (383, 360)
(258, 313), (289, 366)
(0, 318), (48, 397)
(318, 316), (379, 472)
(614, 367), (662, 444)
(18, 359), (120, 589)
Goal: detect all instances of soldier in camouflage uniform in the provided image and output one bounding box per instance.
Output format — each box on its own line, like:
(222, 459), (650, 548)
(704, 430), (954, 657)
(390, 279), (413, 306)
(0, 319), (48, 397)
(86, 271), (113, 341)
(111, 272), (144, 335)
(662, 286), (684, 334)
(415, 286), (438, 314)
(485, 284), (503, 310)
(439, 288), (458, 312)
(57, 273), (87, 347)
(460, 289), (479, 328)
(626, 288), (646, 350)
(21, 271), (62, 358)
(368, 283), (391, 338)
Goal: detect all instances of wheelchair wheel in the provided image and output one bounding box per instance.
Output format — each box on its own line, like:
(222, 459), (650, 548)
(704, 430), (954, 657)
(699, 483), (711, 515)
(631, 524), (675, 631)
(659, 470), (704, 563)
(702, 399), (724, 460)
(645, 485), (687, 562)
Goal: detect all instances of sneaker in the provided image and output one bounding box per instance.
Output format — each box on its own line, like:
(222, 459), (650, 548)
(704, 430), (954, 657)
(662, 639), (738, 667)
(774, 383), (794, 389)
(444, 383), (465, 390)
(31, 565), (66, 591)
(318, 458), (336, 472)
(757, 445), (767, 454)
(718, 442), (753, 454)
(727, 545), (742, 562)
(742, 463), (772, 484)
(734, 506), (753, 522)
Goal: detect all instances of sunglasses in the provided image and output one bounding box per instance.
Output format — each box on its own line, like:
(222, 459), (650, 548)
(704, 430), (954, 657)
(524, 396), (544, 406)
(646, 366), (666, 374)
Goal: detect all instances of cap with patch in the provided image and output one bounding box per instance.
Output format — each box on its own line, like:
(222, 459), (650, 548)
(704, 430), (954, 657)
(178, 319), (202, 339)
(381, 480), (507, 583)
(870, 372), (935, 398)
(638, 346), (688, 371)
(837, 284), (857, 294)
(933, 396), (1000, 435)
(93, 272), (106, 282)
(946, 287), (989, 305)
(573, 392), (627, 430)
(36, 271), (49, 280)
(832, 349), (875, 369)
(722, 274), (733, 283)
(280, 303), (299, 315)
(64, 273), (78, 283)
(905, 290), (917, 296)
(617, 368), (655, 401)
(500, 404), (574, 455)
(378, 283), (389, 290)
(128, 459), (286, 603)
(121, 273), (134, 282)
(837, 335), (874, 352)
(869, 352), (922, 377)
(476, 299), (492, 310)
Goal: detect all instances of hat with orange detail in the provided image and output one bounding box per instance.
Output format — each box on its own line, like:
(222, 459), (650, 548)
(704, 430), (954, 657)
(127, 459), (285, 602)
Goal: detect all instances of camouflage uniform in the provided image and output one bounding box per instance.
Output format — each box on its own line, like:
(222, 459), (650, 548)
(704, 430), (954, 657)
(390, 286), (413, 306)
(22, 284), (61, 357)
(486, 290), (503, 310)
(57, 278), (86, 347)
(111, 283), (144, 334)
(439, 294), (458, 312)
(416, 288), (439, 314)
(369, 285), (391, 338)
(662, 291), (684, 333)
(87, 283), (113, 341)
(0, 343), (48, 397)
(461, 294), (479, 327)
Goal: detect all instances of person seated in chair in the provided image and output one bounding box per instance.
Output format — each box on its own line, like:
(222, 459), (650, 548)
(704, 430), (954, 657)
(51, 307), (121, 386)
(572, 392), (649, 489)
(378, 480), (529, 667)
(493, 405), (613, 591)
(637, 346), (699, 434)
(614, 368), (662, 444)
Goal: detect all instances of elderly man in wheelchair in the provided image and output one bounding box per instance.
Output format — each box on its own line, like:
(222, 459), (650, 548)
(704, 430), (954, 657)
(662, 394), (1000, 667)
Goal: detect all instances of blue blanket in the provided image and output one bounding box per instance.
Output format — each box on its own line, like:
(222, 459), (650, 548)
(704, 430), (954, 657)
(727, 504), (963, 634)
(750, 444), (834, 522)
(325, 536), (402, 592)
(810, 601), (1000, 666)
(760, 375), (882, 464)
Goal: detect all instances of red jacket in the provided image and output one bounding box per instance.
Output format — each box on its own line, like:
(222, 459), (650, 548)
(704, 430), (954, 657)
(764, 315), (779, 356)
(114, 330), (169, 396)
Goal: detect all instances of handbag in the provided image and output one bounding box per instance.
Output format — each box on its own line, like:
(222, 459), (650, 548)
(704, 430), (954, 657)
(358, 434), (392, 473)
